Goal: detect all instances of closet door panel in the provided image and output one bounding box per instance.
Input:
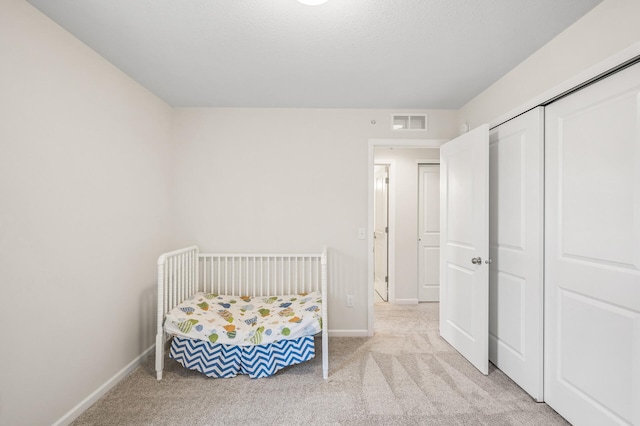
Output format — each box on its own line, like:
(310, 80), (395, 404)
(545, 62), (640, 426)
(489, 107), (544, 401)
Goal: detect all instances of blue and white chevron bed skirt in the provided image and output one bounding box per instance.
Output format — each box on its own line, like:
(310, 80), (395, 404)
(170, 335), (315, 378)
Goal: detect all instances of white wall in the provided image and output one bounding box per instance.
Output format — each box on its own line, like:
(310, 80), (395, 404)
(172, 109), (457, 332)
(0, 1), (173, 425)
(458, 0), (640, 127)
(374, 148), (439, 302)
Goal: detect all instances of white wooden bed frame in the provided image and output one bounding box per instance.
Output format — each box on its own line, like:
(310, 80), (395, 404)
(155, 246), (328, 380)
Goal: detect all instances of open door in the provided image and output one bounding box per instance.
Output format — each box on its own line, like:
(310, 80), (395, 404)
(440, 124), (490, 375)
(373, 165), (389, 301)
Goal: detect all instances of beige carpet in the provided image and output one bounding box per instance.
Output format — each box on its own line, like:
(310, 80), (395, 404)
(72, 302), (568, 425)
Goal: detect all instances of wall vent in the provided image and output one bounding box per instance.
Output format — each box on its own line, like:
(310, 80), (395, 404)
(391, 114), (427, 131)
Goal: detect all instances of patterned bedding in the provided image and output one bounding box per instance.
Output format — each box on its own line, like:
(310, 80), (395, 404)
(164, 291), (322, 346)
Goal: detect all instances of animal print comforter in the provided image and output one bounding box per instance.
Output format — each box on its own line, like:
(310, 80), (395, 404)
(164, 291), (322, 346)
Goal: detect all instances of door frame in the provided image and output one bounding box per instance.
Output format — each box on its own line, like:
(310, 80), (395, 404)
(367, 138), (447, 336)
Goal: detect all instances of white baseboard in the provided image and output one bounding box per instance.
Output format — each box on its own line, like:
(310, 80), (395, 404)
(328, 329), (369, 337)
(392, 298), (419, 305)
(53, 344), (155, 426)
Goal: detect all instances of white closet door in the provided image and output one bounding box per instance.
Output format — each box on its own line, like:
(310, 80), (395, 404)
(489, 107), (544, 401)
(440, 124), (490, 375)
(545, 63), (640, 425)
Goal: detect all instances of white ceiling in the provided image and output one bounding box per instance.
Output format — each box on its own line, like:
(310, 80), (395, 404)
(26, 0), (602, 109)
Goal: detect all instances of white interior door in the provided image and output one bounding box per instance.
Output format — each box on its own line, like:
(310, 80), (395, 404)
(374, 165), (389, 301)
(545, 62), (640, 425)
(440, 124), (490, 375)
(418, 164), (440, 302)
(489, 107), (544, 401)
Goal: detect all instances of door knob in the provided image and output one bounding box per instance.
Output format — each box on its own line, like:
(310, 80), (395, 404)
(471, 257), (482, 265)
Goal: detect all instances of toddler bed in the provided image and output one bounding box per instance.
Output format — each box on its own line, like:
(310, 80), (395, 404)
(155, 246), (328, 380)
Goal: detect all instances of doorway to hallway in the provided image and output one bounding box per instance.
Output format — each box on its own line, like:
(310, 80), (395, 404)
(368, 139), (446, 335)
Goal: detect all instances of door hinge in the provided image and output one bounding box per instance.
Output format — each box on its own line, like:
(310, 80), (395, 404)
(385, 177), (389, 184)
(385, 276), (388, 283)
(385, 226), (388, 233)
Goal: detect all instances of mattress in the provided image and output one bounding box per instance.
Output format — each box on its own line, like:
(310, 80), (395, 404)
(169, 335), (315, 378)
(164, 291), (322, 346)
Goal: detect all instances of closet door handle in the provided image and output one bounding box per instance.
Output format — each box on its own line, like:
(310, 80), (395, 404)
(471, 257), (482, 265)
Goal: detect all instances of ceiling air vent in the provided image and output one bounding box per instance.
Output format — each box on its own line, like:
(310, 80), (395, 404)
(392, 114), (427, 131)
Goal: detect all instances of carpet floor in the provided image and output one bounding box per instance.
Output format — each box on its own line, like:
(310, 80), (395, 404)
(72, 302), (568, 425)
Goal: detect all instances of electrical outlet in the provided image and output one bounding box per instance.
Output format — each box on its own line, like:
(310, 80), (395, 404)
(346, 295), (354, 307)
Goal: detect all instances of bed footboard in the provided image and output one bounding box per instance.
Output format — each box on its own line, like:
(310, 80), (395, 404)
(156, 247), (328, 380)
